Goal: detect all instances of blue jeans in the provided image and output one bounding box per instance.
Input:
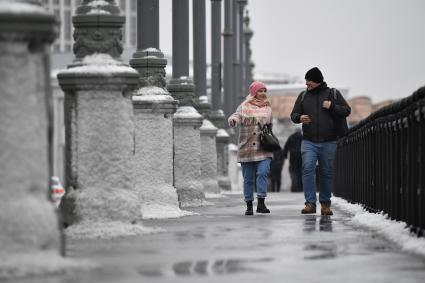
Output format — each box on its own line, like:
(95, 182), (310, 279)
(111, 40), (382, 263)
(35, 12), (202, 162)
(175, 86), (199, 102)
(241, 158), (271, 202)
(301, 140), (336, 205)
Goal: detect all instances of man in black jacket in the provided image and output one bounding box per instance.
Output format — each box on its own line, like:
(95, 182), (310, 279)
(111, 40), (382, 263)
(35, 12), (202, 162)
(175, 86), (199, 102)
(290, 67), (351, 215)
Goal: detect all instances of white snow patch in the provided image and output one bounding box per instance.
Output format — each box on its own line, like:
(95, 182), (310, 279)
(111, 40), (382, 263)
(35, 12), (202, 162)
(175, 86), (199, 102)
(133, 94), (175, 102)
(228, 143), (238, 150)
(143, 47), (160, 52)
(87, 8), (110, 14)
(135, 86), (169, 96)
(87, 0), (110, 7)
(0, 251), (94, 280)
(217, 129), (230, 137)
(200, 119), (218, 131)
(0, 2), (47, 14)
(222, 190), (243, 195)
(333, 197), (425, 257)
(199, 95), (209, 103)
(205, 193), (226, 199)
(174, 106), (202, 119)
(142, 205), (197, 219)
(65, 221), (162, 240)
(61, 53), (138, 75)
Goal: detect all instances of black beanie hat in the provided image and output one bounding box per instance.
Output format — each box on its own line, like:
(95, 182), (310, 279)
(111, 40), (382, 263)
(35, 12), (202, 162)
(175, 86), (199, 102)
(305, 67), (324, 83)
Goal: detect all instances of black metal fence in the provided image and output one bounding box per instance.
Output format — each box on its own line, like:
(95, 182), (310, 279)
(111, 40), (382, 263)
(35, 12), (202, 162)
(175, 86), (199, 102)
(334, 86), (425, 236)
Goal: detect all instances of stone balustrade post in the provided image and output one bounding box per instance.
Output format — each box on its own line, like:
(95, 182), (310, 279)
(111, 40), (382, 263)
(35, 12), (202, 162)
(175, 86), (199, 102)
(169, 0), (205, 207)
(57, 0), (142, 234)
(129, 0), (184, 218)
(0, 0), (66, 274)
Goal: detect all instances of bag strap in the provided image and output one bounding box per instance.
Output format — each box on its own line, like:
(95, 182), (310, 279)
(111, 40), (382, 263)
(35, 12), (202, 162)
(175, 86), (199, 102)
(257, 122), (264, 131)
(301, 90), (307, 102)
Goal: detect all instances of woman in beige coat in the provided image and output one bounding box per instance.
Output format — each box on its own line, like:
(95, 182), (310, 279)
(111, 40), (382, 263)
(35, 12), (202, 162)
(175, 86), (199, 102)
(228, 81), (273, 215)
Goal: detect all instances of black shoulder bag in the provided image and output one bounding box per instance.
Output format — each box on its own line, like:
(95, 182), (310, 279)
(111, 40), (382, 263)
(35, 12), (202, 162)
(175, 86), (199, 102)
(258, 123), (281, 152)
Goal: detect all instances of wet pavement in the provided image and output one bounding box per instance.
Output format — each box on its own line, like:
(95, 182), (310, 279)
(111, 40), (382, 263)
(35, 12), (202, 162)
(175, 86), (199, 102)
(11, 193), (425, 283)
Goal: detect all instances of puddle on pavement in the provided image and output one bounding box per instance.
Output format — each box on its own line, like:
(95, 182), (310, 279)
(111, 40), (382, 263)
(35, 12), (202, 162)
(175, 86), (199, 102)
(138, 257), (274, 278)
(303, 215), (333, 233)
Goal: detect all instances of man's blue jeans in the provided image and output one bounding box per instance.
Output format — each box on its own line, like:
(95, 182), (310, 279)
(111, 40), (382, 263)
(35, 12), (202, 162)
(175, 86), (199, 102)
(241, 158), (271, 202)
(301, 140), (336, 205)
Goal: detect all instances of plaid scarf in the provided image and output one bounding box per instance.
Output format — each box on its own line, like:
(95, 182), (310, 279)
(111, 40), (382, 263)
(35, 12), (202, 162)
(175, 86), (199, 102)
(239, 93), (272, 126)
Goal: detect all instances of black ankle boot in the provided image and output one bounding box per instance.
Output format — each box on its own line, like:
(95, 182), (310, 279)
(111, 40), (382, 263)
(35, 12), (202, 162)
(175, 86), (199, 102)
(256, 198), (270, 213)
(245, 201), (253, 215)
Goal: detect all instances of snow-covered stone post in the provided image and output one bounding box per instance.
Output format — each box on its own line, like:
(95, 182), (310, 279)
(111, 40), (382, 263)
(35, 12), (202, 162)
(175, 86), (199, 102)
(210, 0), (231, 191)
(57, 0), (143, 234)
(167, 0), (205, 207)
(129, 0), (184, 218)
(0, 0), (62, 267)
(195, 98), (220, 194)
(168, 78), (205, 207)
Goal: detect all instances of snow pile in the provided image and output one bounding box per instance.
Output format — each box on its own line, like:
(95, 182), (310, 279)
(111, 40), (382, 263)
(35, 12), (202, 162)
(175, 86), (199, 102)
(133, 86), (175, 102)
(143, 47), (160, 53)
(333, 197), (425, 256)
(87, 0), (110, 7)
(174, 106), (203, 119)
(142, 201), (196, 220)
(200, 119), (218, 131)
(65, 220), (161, 240)
(0, 251), (94, 280)
(217, 129), (230, 138)
(87, 8), (110, 15)
(199, 95), (209, 103)
(205, 193), (227, 199)
(0, 2), (47, 14)
(62, 53), (138, 75)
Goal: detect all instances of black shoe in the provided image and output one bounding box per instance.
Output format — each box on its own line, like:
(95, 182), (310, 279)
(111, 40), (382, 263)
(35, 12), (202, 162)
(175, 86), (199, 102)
(245, 201), (253, 215)
(256, 198), (270, 213)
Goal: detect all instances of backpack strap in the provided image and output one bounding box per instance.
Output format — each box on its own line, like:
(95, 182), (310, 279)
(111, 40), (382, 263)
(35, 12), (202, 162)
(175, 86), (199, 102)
(301, 90), (307, 102)
(330, 88), (337, 101)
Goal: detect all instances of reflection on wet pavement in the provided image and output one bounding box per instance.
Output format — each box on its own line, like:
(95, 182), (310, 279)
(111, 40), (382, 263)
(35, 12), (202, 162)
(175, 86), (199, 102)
(303, 215), (333, 233)
(304, 243), (338, 260)
(138, 258), (275, 278)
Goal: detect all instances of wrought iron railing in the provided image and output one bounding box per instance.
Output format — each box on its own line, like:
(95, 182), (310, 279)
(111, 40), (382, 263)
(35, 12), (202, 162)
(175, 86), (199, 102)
(334, 86), (425, 236)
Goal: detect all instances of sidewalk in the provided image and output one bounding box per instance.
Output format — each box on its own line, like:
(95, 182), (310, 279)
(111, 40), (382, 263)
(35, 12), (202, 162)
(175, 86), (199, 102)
(13, 192), (425, 283)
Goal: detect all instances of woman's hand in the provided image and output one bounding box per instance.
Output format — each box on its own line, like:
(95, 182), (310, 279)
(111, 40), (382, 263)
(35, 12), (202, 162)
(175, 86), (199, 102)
(229, 119), (237, 127)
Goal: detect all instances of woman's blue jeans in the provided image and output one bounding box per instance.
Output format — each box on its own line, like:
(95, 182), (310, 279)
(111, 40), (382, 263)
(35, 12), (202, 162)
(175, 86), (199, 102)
(241, 158), (271, 202)
(301, 140), (336, 205)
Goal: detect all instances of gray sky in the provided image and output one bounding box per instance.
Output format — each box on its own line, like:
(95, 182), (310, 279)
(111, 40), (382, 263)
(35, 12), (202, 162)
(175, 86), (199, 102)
(159, 0), (425, 103)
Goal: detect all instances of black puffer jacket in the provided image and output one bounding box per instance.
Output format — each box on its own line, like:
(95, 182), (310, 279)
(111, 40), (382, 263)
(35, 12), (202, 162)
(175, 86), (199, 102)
(290, 82), (351, 142)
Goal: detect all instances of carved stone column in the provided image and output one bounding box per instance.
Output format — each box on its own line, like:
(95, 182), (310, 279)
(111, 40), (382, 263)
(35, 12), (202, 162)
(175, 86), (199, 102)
(169, 0), (205, 207)
(57, 0), (142, 234)
(210, 0), (231, 191)
(195, 97), (220, 194)
(168, 78), (205, 207)
(129, 0), (184, 218)
(0, 0), (63, 274)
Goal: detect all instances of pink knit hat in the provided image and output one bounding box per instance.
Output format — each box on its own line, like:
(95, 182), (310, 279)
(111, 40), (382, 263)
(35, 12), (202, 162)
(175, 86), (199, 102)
(249, 81), (267, 96)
